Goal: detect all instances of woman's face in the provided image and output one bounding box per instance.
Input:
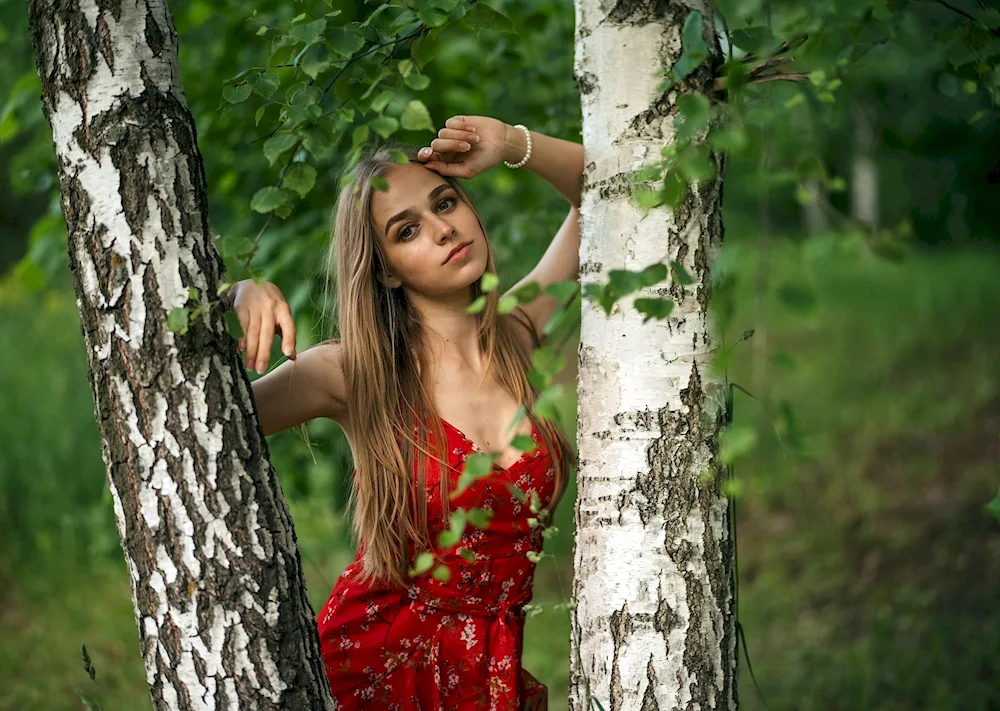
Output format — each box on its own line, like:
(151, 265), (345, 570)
(369, 162), (488, 299)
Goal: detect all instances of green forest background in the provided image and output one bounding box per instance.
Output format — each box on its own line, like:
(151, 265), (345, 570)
(1, 0), (998, 709)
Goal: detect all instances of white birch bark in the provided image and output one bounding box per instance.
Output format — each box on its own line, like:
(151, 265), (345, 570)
(851, 104), (879, 228)
(571, 2), (736, 709)
(27, 1), (334, 708)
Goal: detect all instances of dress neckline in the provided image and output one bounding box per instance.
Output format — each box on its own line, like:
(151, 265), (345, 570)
(439, 417), (538, 472)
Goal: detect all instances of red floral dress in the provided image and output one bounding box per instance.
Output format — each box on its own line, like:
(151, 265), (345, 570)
(317, 418), (555, 710)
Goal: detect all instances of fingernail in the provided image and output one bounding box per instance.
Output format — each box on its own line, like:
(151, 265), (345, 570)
(460, 142), (470, 150)
(257, 365), (265, 375)
(471, 135), (480, 142)
(247, 359), (255, 370)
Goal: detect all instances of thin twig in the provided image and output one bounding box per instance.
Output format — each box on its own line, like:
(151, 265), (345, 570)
(931, 0), (1000, 36)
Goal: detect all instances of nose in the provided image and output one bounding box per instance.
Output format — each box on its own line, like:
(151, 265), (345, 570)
(427, 212), (456, 244)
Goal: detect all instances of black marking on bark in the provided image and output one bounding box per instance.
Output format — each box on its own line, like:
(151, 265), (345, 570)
(640, 654), (660, 711)
(623, 90), (680, 142)
(606, 0), (676, 25)
(97, 0), (123, 23)
(580, 260), (604, 275)
(144, 3), (165, 57)
(609, 601), (631, 711)
(653, 582), (681, 648)
(576, 71), (598, 95)
(96, 12), (114, 71)
(594, 171), (634, 202)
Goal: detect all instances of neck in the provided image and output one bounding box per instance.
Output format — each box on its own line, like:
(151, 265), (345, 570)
(406, 287), (486, 372)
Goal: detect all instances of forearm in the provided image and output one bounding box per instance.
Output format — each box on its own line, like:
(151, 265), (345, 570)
(503, 124), (583, 208)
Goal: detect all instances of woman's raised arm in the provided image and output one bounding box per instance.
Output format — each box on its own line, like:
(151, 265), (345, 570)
(228, 280), (348, 436)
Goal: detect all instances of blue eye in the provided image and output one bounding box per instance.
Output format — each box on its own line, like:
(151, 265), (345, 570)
(397, 196), (456, 241)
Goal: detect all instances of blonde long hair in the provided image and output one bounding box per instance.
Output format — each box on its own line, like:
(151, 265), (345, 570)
(322, 144), (571, 587)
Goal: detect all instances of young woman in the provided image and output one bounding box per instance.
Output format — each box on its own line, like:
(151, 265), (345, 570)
(228, 115), (583, 709)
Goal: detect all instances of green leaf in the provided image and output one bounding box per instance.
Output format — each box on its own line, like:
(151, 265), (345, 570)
(400, 100), (434, 132)
(408, 551), (434, 576)
(729, 26), (776, 55)
(224, 311), (245, 339)
(507, 484), (528, 503)
(263, 133), (298, 165)
(544, 281), (577, 302)
(534, 384), (566, 423)
(675, 92), (711, 142)
(371, 90), (394, 113)
(371, 175), (389, 192)
(480, 273), (500, 292)
(167, 307), (190, 334)
(463, 453), (494, 478)
(465, 507), (493, 528)
(662, 169), (687, 208)
(670, 260), (693, 285)
(515, 281), (542, 303)
(222, 83), (251, 104)
(249, 71), (279, 99)
(432, 564), (451, 582)
(497, 293), (518, 314)
(462, 3), (515, 35)
(634, 297), (675, 322)
(437, 529), (460, 548)
(283, 104), (322, 129)
(532, 345), (566, 375)
(301, 46), (332, 79)
(511, 435), (537, 454)
(254, 106), (267, 127)
(289, 19), (326, 46)
(986, 488), (1000, 521)
(458, 547), (476, 562)
(284, 163), (317, 197)
(397, 59), (416, 78)
(328, 25), (365, 57)
(466, 295), (487, 313)
(674, 11), (709, 80)
(352, 124), (370, 148)
(250, 186), (290, 214)
(369, 116), (399, 140)
(412, 33), (440, 67)
(418, 7), (449, 27)
(404, 73), (431, 91)
(720, 425), (757, 464)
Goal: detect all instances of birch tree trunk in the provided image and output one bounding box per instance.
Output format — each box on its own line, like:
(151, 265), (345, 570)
(571, 2), (736, 709)
(27, 1), (333, 708)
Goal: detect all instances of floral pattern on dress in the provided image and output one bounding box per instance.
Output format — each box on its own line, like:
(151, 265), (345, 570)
(318, 419), (554, 710)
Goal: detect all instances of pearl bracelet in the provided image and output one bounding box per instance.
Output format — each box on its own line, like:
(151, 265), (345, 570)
(503, 124), (532, 169)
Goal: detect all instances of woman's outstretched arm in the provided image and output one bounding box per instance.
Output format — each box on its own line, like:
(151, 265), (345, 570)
(227, 280), (349, 436)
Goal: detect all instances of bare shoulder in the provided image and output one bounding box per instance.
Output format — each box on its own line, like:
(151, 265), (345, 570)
(301, 338), (348, 413)
(504, 308), (541, 357)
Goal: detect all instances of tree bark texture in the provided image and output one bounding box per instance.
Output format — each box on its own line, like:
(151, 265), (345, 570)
(571, 2), (736, 709)
(27, 2), (334, 708)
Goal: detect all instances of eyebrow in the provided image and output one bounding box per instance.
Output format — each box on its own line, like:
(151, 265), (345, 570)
(384, 184), (452, 236)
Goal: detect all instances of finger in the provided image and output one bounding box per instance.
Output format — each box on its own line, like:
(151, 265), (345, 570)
(275, 305), (297, 360)
(238, 337), (246, 351)
(437, 128), (479, 143)
(444, 115), (468, 130)
(255, 308), (275, 374)
(244, 312), (260, 371)
(430, 138), (472, 153)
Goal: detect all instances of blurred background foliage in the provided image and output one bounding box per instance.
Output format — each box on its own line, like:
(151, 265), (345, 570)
(0, 0), (998, 708)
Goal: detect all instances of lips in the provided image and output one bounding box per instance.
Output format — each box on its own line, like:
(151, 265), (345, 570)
(443, 241), (473, 265)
